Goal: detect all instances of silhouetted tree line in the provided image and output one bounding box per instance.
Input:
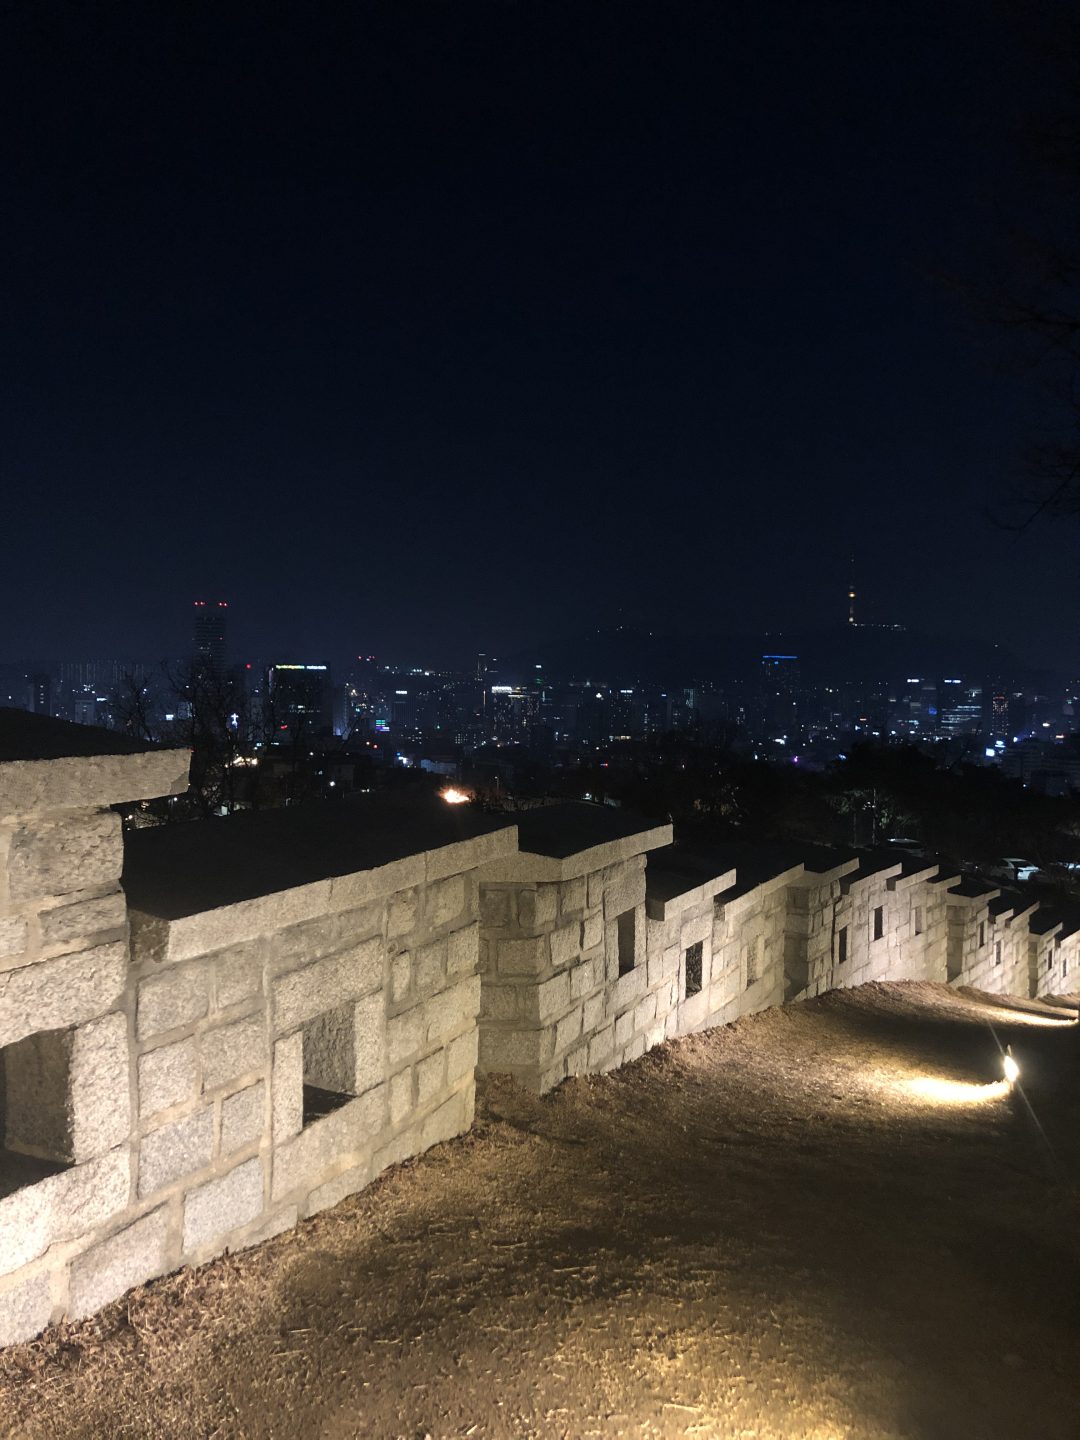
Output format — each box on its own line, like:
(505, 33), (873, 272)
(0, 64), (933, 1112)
(111, 662), (367, 823)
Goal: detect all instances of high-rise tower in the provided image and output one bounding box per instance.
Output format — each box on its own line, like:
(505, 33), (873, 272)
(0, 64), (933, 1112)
(847, 558), (857, 627)
(193, 599), (228, 675)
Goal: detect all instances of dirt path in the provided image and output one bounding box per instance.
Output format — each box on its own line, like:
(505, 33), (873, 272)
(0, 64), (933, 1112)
(3, 982), (1079, 1440)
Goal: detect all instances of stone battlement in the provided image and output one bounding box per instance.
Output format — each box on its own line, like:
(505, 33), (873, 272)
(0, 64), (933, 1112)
(0, 714), (1076, 1344)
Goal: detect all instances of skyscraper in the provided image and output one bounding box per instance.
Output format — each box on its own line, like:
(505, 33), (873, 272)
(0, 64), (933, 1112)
(193, 600), (228, 675)
(267, 662), (333, 738)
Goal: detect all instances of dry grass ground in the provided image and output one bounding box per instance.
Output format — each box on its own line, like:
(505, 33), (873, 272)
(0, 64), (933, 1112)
(2, 981), (1079, 1440)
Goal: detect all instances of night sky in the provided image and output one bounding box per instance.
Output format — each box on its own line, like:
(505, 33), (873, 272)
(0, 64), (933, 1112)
(4, 2), (1077, 670)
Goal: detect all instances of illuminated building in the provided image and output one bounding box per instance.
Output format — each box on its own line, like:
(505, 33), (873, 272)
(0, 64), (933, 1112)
(193, 599), (228, 676)
(268, 662), (333, 738)
(938, 678), (983, 739)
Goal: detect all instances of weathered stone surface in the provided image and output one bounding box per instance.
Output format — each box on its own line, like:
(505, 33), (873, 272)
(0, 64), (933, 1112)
(570, 956), (601, 1000)
(273, 914), (339, 970)
(533, 971), (572, 1024)
(415, 1050), (444, 1105)
(614, 1009), (634, 1049)
(0, 916), (29, 963)
(447, 1028), (478, 1084)
(38, 892), (126, 950)
(306, 1161), (371, 1217)
(213, 942), (263, 1009)
(608, 963), (646, 1016)
(496, 936), (547, 975)
(68, 1205), (172, 1321)
(582, 991), (605, 1034)
(183, 1158), (264, 1255)
(386, 888), (418, 939)
(580, 912), (604, 951)
(386, 1006), (425, 1066)
(7, 810), (123, 902)
(549, 924), (580, 968)
(388, 1067), (412, 1124)
(603, 864), (646, 921)
(447, 923), (478, 978)
(480, 982), (519, 1021)
(138, 1107), (213, 1197)
(479, 888), (511, 927)
(588, 1023), (614, 1066)
(420, 1091), (465, 1151)
(565, 1041), (589, 1077)
(299, 1002), (346, 1095)
(201, 1016), (265, 1091)
(302, 993), (384, 1098)
(0, 750), (189, 821)
(0, 1149), (129, 1276)
(272, 939), (382, 1034)
(372, 1121), (423, 1176)
(138, 1037), (199, 1117)
(235, 1204), (298, 1252)
(136, 962), (209, 1042)
(221, 1081), (266, 1155)
(559, 877), (587, 915)
(554, 1006), (583, 1052)
(425, 975), (480, 1043)
(2, 1025), (75, 1161)
(0, 1268), (53, 1347)
(271, 1086), (385, 1201)
(272, 1032), (303, 1144)
(0, 942), (127, 1050)
(517, 885), (558, 930)
(426, 874), (467, 930)
(478, 1026), (549, 1071)
(414, 939), (445, 995)
(352, 992), (385, 1094)
(390, 952), (411, 1002)
(70, 1012), (131, 1161)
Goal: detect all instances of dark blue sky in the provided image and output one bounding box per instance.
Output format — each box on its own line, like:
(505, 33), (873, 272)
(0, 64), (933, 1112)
(3, 1), (1077, 670)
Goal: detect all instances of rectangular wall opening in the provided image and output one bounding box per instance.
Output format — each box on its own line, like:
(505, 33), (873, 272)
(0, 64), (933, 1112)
(995, 941), (1002, 967)
(873, 906), (884, 942)
(837, 925), (848, 966)
(616, 909), (637, 977)
(302, 1005), (359, 1127)
(684, 940), (703, 998)
(0, 1028), (76, 1202)
(914, 906), (923, 936)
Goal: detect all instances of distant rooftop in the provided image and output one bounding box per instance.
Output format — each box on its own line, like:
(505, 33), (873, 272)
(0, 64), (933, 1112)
(124, 795), (517, 919)
(0, 708), (159, 762)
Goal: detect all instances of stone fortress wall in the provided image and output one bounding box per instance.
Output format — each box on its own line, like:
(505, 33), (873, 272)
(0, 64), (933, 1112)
(1, 717), (1077, 1344)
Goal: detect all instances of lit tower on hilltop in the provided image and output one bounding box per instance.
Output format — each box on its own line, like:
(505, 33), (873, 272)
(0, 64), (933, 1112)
(847, 559), (857, 627)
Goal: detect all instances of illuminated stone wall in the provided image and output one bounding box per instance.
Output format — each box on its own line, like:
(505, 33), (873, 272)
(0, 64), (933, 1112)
(475, 818), (674, 1093)
(0, 741), (513, 1346)
(707, 870), (797, 1023)
(1032, 920), (1080, 998)
(2, 742), (1076, 1349)
(0, 745), (189, 1348)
